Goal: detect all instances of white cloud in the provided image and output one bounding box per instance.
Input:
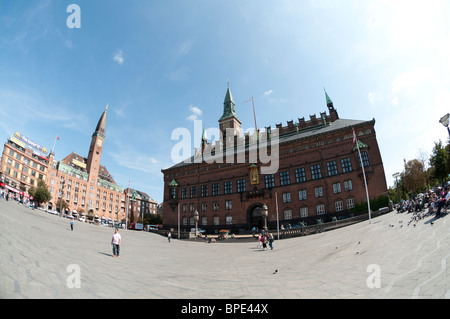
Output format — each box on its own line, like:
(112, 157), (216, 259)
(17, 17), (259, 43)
(187, 105), (202, 121)
(110, 150), (159, 173)
(264, 89), (273, 97)
(113, 49), (124, 65)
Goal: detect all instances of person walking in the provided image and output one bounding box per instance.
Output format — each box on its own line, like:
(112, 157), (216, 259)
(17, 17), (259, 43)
(70, 219), (74, 231)
(111, 228), (121, 257)
(268, 233), (274, 250)
(257, 234), (262, 249)
(168, 231), (171, 243)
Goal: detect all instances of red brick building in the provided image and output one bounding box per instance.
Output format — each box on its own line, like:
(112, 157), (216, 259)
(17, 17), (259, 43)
(162, 87), (387, 232)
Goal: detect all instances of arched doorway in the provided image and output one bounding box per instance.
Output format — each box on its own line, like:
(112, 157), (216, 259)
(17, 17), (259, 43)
(247, 203), (264, 230)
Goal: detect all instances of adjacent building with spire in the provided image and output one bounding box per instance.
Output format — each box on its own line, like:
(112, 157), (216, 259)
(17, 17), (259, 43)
(44, 105), (126, 223)
(162, 85), (388, 232)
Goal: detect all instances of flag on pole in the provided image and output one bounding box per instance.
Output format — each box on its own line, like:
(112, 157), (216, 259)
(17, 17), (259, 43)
(56, 136), (59, 140)
(352, 127), (372, 223)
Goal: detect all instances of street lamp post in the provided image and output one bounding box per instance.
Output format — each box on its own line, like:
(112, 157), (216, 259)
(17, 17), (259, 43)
(439, 113), (450, 137)
(261, 204), (268, 232)
(193, 210), (199, 237)
(59, 180), (65, 217)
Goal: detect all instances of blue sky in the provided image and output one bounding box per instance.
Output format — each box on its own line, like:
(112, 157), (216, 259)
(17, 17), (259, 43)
(1, 0), (450, 203)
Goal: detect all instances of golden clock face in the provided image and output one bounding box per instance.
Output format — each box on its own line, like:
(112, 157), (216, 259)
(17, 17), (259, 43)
(97, 139), (103, 147)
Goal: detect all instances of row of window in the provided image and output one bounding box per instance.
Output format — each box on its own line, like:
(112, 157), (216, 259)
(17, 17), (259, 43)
(284, 197), (355, 219)
(6, 150), (47, 172)
(282, 180), (353, 203)
(181, 197), (356, 226)
(171, 153), (369, 199)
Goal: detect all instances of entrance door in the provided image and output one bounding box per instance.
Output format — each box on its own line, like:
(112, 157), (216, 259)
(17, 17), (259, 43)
(247, 203), (264, 230)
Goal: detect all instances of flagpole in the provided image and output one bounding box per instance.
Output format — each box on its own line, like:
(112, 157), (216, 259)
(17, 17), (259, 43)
(125, 180), (130, 231)
(243, 97), (258, 132)
(353, 128), (372, 223)
(251, 97), (257, 132)
(51, 135), (58, 154)
(275, 192), (280, 240)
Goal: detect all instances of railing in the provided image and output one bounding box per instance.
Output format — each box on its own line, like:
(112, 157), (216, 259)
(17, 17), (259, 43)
(153, 209), (387, 240)
(276, 210), (384, 239)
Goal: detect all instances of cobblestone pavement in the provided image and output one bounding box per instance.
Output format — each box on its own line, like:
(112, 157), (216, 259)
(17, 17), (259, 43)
(1, 199), (449, 299)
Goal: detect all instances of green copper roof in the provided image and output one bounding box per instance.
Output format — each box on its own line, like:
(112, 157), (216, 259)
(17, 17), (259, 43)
(324, 88), (333, 105)
(219, 86), (239, 121)
(352, 139), (368, 152)
(202, 125), (207, 140)
(168, 179), (179, 187)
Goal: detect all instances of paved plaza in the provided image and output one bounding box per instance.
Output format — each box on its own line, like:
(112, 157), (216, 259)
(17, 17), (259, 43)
(1, 199), (450, 299)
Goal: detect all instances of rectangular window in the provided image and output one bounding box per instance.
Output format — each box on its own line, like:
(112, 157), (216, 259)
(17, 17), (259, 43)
(315, 186), (323, 198)
(282, 193), (291, 203)
(335, 200), (344, 212)
(317, 204), (325, 215)
(298, 189), (307, 201)
(190, 186), (197, 198)
(347, 198), (355, 209)
(181, 188), (187, 199)
(265, 174), (275, 189)
(237, 179), (246, 193)
(284, 209), (293, 220)
(344, 180), (353, 191)
(213, 202), (219, 211)
(311, 164), (322, 180)
(212, 183), (220, 196)
(327, 161), (338, 176)
(225, 200), (232, 210)
(341, 157), (352, 173)
(358, 151), (370, 167)
(224, 181), (232, 194)
(201, 185), (208, 197)
(280, 171), (290, 186)
(333, 183), (341, 194)
(295, 168), (306, 183)
(300, 207), (309, 218)
(201, 202), (207, 212)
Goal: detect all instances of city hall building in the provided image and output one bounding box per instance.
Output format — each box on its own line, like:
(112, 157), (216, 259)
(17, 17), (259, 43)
(162, 86), (388, 231)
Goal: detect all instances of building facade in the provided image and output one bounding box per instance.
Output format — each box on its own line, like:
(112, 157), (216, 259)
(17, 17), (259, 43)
(45, 106), (127, 223)
(162, 86), (388, 232)
(0, 132), (50, 197)
(124, 187), (158, 224)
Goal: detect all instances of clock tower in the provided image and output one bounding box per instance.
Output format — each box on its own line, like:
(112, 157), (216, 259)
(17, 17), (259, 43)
(86, 105), (108, 182)
(219, 84), (241, 139)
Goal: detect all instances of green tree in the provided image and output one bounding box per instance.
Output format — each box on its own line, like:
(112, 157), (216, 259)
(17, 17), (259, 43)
(55, 198), (69, 213)
(33, 180), (52, 206)
(429, 140), (448, 184)
(403, 159), (426, 195)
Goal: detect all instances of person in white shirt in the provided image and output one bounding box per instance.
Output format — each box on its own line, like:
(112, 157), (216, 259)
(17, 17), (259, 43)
(111, 228), (121, 257)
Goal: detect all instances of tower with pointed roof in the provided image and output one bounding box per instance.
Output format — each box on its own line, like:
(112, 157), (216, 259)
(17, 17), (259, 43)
(86, 105), (108, 182)
(219, 83), (241, 139)
(324, 89), (339, 121)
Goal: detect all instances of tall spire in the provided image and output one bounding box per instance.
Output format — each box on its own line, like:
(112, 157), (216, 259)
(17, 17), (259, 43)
(93, 105), (108, 138)
(324, 88), (334, 111)
(220, 83), (238, 121)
